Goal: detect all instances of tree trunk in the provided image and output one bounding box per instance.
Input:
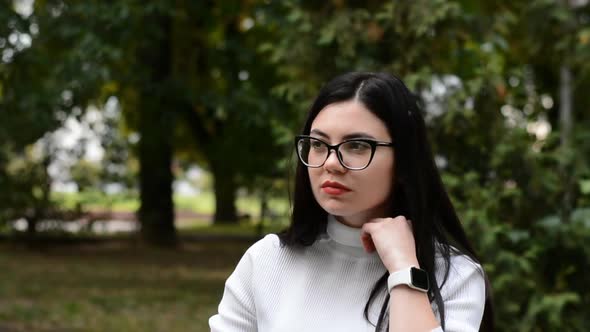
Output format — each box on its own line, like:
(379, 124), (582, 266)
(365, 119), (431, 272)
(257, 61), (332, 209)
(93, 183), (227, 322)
(137, 10), (177, 247)
(25, 217), (37, 237)
(208, 18), (243, 225)
(211, 160), (238, 224)
(257, 191), (268, 237)
(138, 107), (176, 246)
(26, 154), (52, 239)
(559, 64), (573, 223)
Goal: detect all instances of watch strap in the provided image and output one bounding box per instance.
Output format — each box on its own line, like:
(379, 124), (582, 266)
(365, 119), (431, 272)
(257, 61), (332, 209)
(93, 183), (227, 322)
(387, 266), (429, 293)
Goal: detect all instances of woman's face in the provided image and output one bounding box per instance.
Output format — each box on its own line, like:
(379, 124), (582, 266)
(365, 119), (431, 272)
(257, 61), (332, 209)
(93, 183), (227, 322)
(308, 100), (395, 228)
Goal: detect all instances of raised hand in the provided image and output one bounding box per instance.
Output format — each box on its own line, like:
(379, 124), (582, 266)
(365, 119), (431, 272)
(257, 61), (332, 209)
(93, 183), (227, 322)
(360, 216), (420, 273)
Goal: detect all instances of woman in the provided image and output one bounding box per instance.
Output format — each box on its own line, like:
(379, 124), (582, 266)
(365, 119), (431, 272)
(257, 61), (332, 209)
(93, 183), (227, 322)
(210, 72), (493, 331)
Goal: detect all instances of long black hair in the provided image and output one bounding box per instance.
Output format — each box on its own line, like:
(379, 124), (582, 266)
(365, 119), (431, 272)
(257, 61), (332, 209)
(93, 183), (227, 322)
(278, 72), (494, 331)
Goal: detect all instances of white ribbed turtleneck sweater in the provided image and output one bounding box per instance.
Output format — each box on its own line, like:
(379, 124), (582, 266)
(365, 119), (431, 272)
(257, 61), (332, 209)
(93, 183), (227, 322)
(209, 216), (485, 331)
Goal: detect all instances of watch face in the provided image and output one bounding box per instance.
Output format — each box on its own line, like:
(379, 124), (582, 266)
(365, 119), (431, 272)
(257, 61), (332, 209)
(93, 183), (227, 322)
(410, 267), (429, 291)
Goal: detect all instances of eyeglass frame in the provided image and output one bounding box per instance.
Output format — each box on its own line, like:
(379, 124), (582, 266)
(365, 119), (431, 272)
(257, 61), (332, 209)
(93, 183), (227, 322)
(294, 135), (394, 171)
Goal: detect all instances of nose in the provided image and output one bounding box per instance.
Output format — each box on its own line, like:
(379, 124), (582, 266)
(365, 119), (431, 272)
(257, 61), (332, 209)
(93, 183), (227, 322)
(323, 149), (346, 173)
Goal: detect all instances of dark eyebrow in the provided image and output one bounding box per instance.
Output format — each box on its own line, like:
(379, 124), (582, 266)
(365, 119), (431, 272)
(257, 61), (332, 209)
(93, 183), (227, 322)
(310, 129), (377, 140)
(342, 132), (377, 140)
(309, 129), (329, 138)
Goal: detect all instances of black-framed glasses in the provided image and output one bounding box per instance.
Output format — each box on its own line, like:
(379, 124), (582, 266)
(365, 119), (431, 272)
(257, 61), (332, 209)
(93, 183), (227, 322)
(295, 135), (394, 171)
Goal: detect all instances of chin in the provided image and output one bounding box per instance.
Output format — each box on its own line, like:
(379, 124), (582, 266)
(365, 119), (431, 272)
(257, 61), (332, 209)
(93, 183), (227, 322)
(318, 199), (355, 217)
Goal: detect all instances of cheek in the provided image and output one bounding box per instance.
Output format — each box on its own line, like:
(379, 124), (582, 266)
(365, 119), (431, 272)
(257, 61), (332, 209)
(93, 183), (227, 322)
(308, 168), (321, 185)
(360, 157), (394, 202)
(361, 168), (393, 200)
(308, 168), (322, 194)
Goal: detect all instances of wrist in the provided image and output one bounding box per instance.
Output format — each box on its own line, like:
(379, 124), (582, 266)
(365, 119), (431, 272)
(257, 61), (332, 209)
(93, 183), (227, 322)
(388, 258), (420, 274)
(387, 266), (429, 293)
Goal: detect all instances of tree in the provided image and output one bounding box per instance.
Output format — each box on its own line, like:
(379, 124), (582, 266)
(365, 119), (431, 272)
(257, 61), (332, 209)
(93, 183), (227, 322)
(0, 0), (105, 234)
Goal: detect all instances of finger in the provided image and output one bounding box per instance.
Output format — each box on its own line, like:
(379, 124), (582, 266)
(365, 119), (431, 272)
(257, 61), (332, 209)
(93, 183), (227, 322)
(405, 219), (414, 230)
(362, 220), (378, 233)
(392, 216), (412, 229)
(360, 232), (375, 253)
(393, 215), (408, 223)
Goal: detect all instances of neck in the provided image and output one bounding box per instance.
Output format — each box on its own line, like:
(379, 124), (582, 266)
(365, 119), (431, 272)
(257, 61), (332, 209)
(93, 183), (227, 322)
(335, 204), (390, 228)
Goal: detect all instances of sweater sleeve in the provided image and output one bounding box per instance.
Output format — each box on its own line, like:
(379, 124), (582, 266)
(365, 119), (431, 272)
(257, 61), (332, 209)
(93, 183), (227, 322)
(434, 255), (486, 332)
(209, 246), (258, 332)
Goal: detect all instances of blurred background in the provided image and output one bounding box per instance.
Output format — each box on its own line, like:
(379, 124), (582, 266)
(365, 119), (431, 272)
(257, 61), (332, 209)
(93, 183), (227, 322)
(0, 0), (589, 331)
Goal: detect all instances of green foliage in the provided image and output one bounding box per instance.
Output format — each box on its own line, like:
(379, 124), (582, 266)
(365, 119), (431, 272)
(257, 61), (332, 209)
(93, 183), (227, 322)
(69, 160), (101, 193)
(0, 0), (122, 230)
(0, 146), (52, 226)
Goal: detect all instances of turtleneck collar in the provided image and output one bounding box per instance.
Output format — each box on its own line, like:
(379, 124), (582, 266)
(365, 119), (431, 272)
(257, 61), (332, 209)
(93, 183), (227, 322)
(326, 214), (364, 248)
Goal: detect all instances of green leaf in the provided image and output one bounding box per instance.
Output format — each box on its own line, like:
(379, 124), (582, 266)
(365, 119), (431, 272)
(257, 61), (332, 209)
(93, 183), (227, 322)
(579, 179), (590, 195)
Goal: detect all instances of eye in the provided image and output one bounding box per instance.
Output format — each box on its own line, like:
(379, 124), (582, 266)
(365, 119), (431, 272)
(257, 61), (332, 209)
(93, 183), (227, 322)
(343, 141), (371, 153)
(310, 140), (325, 150)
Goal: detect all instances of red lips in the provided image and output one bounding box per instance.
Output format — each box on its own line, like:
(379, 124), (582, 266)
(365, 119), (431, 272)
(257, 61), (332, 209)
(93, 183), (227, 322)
(321, 181), (351, 195)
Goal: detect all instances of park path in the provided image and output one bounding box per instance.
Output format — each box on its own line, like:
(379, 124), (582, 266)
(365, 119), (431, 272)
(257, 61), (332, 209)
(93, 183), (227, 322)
(8, 209), (215, 235)
(85, 209), (211, 222)
(70, 209), (214, 234)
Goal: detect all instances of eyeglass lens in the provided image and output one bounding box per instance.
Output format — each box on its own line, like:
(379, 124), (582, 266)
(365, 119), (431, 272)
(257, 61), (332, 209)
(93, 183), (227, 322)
(297, 137), (373, 169)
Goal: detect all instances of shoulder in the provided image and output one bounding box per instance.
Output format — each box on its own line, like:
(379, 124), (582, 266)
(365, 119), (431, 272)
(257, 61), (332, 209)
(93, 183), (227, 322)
(223, 234), (286, 286)
(432, 248), (487, 330)
(240, 233), (299, 267)
(434, 245), (483, 277)
(447, 252), (483, 279)
(244, 233), (283, 256)
(227, 233), (307, 294)
(434, 248), (486, 300)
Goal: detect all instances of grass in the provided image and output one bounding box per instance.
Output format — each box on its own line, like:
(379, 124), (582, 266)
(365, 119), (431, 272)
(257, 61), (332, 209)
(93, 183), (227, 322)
(0, 239), (255, 332)
(51, 191), (291, 219)
(48, 191), (292, 236)
(0, 191), (290, 330)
